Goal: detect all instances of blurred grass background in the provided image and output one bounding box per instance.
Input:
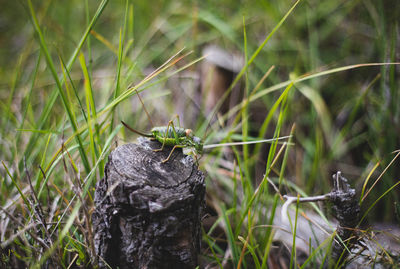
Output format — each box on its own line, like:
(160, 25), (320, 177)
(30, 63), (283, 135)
(0, 0), (399, 267)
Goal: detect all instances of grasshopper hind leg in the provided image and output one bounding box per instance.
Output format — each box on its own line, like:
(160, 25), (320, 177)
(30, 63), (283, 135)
(153, 119), (182, 153)
(153, 120), (174, 152)
(153, 144), (165, 152)
(161, 145), (184, 163)
(152, 139), (165, 152)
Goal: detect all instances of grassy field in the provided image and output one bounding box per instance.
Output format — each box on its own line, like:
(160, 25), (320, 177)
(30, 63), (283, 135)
(1, 0), (399, 268)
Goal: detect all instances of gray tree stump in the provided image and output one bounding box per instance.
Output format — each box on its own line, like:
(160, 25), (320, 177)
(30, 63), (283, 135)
(92, 138), (205, 269)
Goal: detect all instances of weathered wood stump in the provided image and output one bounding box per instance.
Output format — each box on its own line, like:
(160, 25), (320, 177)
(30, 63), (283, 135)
(282, 171), (361, 267)
(92, 138), (205, 269)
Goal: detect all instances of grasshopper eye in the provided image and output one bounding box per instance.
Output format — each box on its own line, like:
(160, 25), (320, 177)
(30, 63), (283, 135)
(185, 129), (193, 137)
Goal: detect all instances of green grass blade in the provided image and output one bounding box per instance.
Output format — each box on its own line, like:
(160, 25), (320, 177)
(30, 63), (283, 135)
(79, 53), (97, 166)
(2, 161), (30, 211)
(60, 54), (88, 124)
(289, 200), (300, 269)
(84, 0), (92, 74)
(34, 125), (121, 268)
(260, 194), (279, 269)
(360, 151), (400, 204)
(255, 83), (293, 156)
(203, 230), (223, 268)
(198, 9), (237, 43)
(28, 0), (91, 174)
(241, 15), (251, 189)
(201, 0), (301, 134)
(23, 0), (109, 175)
(218, 62), (400, 127)
(221, 205), (240, 267)
(299, 232), (336, 269)
(110, 0), (129, 134)
(359, 178), (400, 225)
(15, 51), (41, 144)
(360, 162), (380, 204)
(232, 0), (302, 90)
(238, 235), (261, 269)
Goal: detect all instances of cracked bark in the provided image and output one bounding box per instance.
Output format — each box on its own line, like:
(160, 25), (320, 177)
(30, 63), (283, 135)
(330, 171), (360, 266)
(92, 138), (205, 269)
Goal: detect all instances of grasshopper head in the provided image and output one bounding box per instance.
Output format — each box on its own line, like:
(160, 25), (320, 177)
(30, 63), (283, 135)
(184, 129), (203, 155)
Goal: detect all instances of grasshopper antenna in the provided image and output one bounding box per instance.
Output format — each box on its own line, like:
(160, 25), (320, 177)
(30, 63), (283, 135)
(121, 89), (153, 137)
(135, 89), (154, 128)
(121, 121), (153, 137)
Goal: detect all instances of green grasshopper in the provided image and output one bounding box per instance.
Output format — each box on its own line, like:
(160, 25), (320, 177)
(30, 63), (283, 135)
(121, 120), (203, 163)
(122, 90), (291, 163)
(122, 120), (292, 163)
